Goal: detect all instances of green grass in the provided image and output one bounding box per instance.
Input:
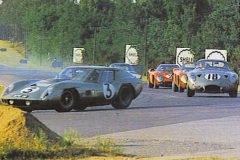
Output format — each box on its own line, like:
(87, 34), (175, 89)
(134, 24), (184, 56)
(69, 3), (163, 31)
(0, 129), (125, 159)
(141, 75), (147, 82)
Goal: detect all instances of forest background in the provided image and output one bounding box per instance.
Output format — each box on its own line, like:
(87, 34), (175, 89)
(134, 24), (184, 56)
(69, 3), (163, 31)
(0, 0), (240, 72)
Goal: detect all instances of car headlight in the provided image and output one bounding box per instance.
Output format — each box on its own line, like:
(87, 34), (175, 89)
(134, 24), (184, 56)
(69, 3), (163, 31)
(2, 84), (14, 96)
(230, 74), (238, 83)
(41, 87), (53, 100)
(180, 75), (188, 83)
(157, 75), (163, 81)
(189, 74), (196, 82)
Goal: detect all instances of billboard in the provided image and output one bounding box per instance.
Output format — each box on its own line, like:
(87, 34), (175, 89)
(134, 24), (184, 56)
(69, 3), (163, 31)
(176, 48), (194, 66)
(205, 49), (227, 61)
(73, 48), (84, 63)
(125, 45), (138, 65)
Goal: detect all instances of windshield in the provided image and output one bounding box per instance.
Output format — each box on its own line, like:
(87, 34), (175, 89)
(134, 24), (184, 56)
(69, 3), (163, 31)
(110, 64), (135, 72)
(196, 60), (229, 70)
(157, 65), (179, 71)
(181, 63), (196, 71)
(57, 67), (101, 83)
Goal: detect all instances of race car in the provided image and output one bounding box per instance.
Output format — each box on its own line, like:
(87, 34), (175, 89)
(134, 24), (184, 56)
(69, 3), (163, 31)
(147, 64), (179, 89)
(1, 66), (143, 112)
(172, 62), (196, 92)
(109, 63), (142, 79)
(186, 59), (238, 97)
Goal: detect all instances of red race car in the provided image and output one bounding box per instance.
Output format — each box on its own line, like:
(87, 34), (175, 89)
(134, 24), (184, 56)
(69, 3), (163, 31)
(172, 62), (196, 92)
(147, 64), (179, 89)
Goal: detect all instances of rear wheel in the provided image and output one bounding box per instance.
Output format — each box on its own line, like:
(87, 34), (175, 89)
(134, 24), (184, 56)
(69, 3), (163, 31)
(229, 90), (238, 97)
(112, 85), (134, 109)
(56, 90), (75, 112)
(187, 85), (195, 97)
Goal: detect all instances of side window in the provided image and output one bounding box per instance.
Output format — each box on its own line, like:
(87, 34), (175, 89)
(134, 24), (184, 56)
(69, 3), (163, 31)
(62, 69), (74, 78)
(101, 71), (115, 83)
(87, 69), (101, 83)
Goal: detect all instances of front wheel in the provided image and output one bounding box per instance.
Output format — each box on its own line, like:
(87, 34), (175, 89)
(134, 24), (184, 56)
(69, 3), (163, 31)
(229, 90), (238, 98)
(148, 81), (154, 88)
(179, 86), (184, 92)
(56, 90), (76, 112)
(111, 85), (134, 109)
(187, 85), (195, 97)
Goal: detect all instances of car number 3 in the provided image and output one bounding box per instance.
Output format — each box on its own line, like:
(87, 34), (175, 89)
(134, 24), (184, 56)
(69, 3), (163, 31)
(21, 86), (40, 94)
(103, 83), (115, 99)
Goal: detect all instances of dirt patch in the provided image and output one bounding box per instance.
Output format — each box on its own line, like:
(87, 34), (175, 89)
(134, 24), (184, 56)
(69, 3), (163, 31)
(0, 106), (61, 149)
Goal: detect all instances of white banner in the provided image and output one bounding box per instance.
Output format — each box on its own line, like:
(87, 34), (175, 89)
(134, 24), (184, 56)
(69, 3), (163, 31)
(73, 48), (84, 63)
(125, 45), (138, 65)
(205, 49), (227, 61)
(176, 48), (194, 66)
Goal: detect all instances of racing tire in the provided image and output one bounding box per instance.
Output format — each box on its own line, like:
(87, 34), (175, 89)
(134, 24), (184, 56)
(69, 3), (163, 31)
(177, 76), (184, 92)
(187, 85), (195, 97)
(229, 90), (238, 98)
(179, 86), (184, 92)
(56, 90), (76, 112)
(111, 85), (134, 109)
(172, 82), (178, 92)
(154, 84), (159, 89)
(154, 77), (159, 89)
(148, 81), (154, 88)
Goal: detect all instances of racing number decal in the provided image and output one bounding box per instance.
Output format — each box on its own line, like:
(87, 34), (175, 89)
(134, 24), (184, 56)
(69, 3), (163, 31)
(103, 83), (115, 99)
(21, 86), (39, 94)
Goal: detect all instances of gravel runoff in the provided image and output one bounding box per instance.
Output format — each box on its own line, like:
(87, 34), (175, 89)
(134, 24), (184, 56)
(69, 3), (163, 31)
(87, 116), (240, 159)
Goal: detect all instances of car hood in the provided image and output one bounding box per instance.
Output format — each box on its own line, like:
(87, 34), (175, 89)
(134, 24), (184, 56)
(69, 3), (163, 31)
(34, 78), (69, 87)
(189, 68), (233, 75)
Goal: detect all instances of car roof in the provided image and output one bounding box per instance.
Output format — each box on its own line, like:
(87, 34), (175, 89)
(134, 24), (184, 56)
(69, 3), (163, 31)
(109, 63), (131, 66)
(65, 65), (114, 70)
(158, 64), (179, 67)
(198, 59), (227, 63)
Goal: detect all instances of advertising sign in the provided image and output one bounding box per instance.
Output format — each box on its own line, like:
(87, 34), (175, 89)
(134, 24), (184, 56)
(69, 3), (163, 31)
(205, 49), (227, 61)
(73, 48), (84, 63)
(125, 45), (138, 65)
(176, 48), (194, 66)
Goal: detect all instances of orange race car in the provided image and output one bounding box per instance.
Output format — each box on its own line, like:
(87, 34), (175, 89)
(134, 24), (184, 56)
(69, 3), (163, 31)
(172, 62), (196, 92)
(147, 64), (179, 89)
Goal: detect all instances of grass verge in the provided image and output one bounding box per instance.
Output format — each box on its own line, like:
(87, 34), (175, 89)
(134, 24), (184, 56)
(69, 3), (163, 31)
(0, 128), (127, 159)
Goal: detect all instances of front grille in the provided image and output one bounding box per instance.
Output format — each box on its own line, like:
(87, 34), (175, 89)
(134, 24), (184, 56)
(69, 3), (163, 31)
(205, 85), (220, 93)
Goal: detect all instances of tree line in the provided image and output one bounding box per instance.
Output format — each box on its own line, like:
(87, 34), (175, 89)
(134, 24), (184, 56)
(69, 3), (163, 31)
(0, 0), (239, 70)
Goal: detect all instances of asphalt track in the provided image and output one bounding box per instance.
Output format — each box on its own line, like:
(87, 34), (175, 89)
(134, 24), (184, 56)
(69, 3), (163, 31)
(1, 65), (240, 158)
